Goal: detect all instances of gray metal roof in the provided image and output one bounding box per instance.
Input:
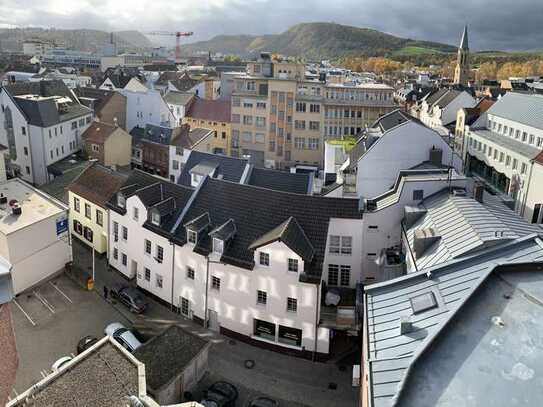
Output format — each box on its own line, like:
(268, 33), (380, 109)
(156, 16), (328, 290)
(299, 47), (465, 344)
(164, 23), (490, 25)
(484, 92), (543, 131)
(406, 189), (542, 270)
(364, 234), (543, 407)
(470, 128), (541, 159)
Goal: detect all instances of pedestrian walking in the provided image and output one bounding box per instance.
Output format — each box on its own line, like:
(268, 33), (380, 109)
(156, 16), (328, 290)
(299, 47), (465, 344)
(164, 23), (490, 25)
(103, 285), (108, 300)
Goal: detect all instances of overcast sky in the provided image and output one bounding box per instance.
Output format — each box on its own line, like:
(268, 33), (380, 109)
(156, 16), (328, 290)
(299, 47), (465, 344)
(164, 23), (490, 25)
(0, 0), (541, 51)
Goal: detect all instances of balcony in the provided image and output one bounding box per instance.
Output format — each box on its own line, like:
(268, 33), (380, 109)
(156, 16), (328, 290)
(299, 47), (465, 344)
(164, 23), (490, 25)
(319, 286), (361, 333)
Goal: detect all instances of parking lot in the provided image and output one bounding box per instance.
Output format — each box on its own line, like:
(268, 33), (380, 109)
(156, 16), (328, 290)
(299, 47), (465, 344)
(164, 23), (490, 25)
(10, 273), (131, 395)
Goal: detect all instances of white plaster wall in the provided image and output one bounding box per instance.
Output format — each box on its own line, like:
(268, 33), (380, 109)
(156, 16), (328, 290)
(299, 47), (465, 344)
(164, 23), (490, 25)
(356, 121), (460, 198)
(174, 240), (329, 354)
(68, 191), (108, 253)
(523, 163), (543, 224)
(121, 89), (174, 132)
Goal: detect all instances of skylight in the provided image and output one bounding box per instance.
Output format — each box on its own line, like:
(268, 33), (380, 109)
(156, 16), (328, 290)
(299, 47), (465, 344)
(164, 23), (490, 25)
(410, 292), (438, 314)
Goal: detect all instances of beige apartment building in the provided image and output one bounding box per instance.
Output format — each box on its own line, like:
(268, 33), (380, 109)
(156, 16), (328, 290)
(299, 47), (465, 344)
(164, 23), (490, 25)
(230, 54), (395, 169)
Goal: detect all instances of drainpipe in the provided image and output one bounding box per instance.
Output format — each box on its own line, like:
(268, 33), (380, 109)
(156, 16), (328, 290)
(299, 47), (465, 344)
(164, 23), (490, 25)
(204, 255), (210, 329)
(170, 241), (175, 312)
(520, 160), (535, 218)
(312, 281), (320, 362)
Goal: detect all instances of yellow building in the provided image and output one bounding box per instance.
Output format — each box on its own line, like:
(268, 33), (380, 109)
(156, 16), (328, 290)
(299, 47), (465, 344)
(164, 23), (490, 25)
(67, 163), (126, 254)
(182, 98), (232, 155)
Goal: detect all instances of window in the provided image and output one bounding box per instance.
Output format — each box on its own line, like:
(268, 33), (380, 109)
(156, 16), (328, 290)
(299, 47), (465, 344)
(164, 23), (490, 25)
(187, 230), (197, 244)
(309, 103), (320, 113)
(294, 137), (305, 149)
(117, 194), (126, 208)
(113, 221), (119, 241)
(296, 102), (306, 112)
(294, 120), (305, 130)
(156, 245), (164, 263)
(288, 258), (298, 272)
(144, 268), (151, 281)
(513, 158), (518, 170)
(21, 126), (26, 135)
(213, 238), (224, 254)
(340, 236), (352, 255)
(122, 253), (127, 266)
(211, 276), (221, 291)
(156, 274), (163, 288)
(254, 319), (275, 342)
(506, 155), (511, 166)
(180, 297), (190, 317)
(255, 133), (265, 143)
(186, 266), (195, 280)
(133, 207), (139, 221)
(144, 239), (151, 255)
(96, 210), (103, 226)
(521, 162), (527, 174)
(308, 138), (319, 150)
(287, 297), (297, 313)
(340, 265), (351, 286)
(255, 117), (266, 128)
(259, 252), (269, 266)
(73, 197), (80, 212)
(73, 220), (83, 235)
(92, 144), (99, 152)
(151, 211), (160, 225)
(257, 290), (267, 305)
(309, 121), (320, 131)
(172, 160), (179, 170)
(113, 248), (118, 260)
(242, 131), (252, 143)
(329, 235), (352, 255)
(256, 102), (266, 109)
(532, 204), (542, 224)
(522, 132), (528, 142)
(278, 325), (302, 347)
(413, 190), (424, 200)
(122, 226), (128, 241)
(530, 134), (535, 144)
(328, 264), (339, 285)
(242, 115), (253, 125)
(23, 147), (28, 156)
(85, 203), (91, 219)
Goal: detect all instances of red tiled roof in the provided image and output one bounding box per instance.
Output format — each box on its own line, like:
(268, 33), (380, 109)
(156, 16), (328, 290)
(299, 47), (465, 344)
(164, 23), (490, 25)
(68, 163), (127, 208)
(82, 121), (120, 144)
(186, 98), (231, 123)
(476, 98), (495, 113)
(534, 151), (543, 165)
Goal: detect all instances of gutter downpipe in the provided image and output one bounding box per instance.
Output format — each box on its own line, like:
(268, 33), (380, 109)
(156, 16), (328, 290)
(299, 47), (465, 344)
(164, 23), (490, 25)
(520, 160), (534, 218)
(170, 241), (175, 312)
(313, 281), (320, 362)
(401, 220), (418, 273)
(204, 255), (210, 329)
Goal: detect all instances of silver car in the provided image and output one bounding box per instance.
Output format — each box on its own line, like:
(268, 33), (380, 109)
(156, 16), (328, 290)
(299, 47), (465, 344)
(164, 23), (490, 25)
(104, 322), (142, 352)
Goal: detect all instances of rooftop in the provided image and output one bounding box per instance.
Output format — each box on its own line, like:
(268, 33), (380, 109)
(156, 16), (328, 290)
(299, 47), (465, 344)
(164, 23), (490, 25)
(7, 338), (140, 407)
(470, 128), (541, 159)
(178, 151), (249, 186)
(185, 97), (231, 123)
(246, 167), (312, 195)
(67, 163), (128, 208)
(82, 121), (120, 144)
(133, 325), (209, 391)
(0, 179), (67, 235)
(483, 92), (543, 131)
(364, 235), (543, 407)
(163, 90), (195, 106)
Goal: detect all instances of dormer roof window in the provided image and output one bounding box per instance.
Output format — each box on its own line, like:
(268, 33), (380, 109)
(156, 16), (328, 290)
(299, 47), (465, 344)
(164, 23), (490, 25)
(187, 230), (197, 244)
(117, 193), (126, 208)
(151, 210), (160, 226)
(213, 237), (224, 255)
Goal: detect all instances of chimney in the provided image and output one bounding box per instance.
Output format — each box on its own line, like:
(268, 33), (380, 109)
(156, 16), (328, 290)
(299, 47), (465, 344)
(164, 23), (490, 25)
(399, 316), (413, 335)
(474, 183), (484, 203)
(429, 147), (443, 167)
(413, 228), (440, 259)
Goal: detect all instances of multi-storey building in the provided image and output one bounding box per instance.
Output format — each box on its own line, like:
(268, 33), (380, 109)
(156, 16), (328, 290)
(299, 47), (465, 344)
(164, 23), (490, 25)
(463, 92), (543, 223)
(0, 80), (93, 185)
(230, 53), (395, 169)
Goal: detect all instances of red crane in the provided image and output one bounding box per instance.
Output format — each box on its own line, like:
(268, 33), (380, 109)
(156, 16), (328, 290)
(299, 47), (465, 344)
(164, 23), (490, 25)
(145, 31), (194, 63)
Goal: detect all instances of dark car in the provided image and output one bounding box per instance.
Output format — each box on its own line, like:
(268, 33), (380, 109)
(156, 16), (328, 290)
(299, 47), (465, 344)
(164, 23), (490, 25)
(200, 381), (238, 407)
(248, 397), (279, 407)
(110, 284), (148, 314)
(77, 335), (99, 355)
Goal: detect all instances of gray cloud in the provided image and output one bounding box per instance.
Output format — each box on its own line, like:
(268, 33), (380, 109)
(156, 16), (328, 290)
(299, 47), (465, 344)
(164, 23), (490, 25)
(0, 0), (542, 51)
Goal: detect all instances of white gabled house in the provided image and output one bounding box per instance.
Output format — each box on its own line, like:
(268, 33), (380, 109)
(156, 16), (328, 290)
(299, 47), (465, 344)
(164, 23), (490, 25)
(106, 170), (364, 358)
(418, 88), (477, 131)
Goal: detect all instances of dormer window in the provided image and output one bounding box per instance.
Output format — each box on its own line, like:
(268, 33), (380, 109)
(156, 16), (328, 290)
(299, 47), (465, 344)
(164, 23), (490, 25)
(151, 211), (160, 226)
(213, 238), (224, 254)
(117, 194), (126, 208)
(187, 230), (197, 244)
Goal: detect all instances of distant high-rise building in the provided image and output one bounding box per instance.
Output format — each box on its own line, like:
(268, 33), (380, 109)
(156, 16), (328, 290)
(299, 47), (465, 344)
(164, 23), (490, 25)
(453, 25), (470, 86)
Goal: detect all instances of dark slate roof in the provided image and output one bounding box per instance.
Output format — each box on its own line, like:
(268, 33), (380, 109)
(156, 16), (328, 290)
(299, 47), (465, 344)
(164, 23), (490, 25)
(74, 87), (118, 114)
(68, 163), (127, 208)
(178, 151), (248, 186)
(246, 167), (312, 195)
(170, 127), (213, 148)
(82, 121), (118, 144)
(133, 325), (209, 391)
(173, 178), (362, 280)
(209, 219), (236, 241)
(186, 97), (231, 123)
(424, 88), (449, 107)
(130, 124), (188, 147)
(184, 212), (211, 231)
(3, 80), (91, 127)
(249, 216), (315, 262)
(107, 170), (167, 214)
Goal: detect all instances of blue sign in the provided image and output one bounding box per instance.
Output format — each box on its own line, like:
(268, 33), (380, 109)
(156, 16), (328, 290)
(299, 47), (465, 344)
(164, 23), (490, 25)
(56, 218), (68, 235)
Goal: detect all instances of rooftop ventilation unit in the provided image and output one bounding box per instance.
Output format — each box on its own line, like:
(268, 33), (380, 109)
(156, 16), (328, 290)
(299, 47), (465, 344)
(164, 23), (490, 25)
(399, 315), (413, 335)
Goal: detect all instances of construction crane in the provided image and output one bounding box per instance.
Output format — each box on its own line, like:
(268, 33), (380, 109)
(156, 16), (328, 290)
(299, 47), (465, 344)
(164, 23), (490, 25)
(145, 31), (194, 63)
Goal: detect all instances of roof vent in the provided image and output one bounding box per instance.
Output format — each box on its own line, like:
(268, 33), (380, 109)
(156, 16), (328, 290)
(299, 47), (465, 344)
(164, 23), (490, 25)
(9, 200), (22, 216)
(474, 183), (484, 203)
(410, 292), (438, 315)
(399, 316), (413, 335)
(429, 147), (443, 167)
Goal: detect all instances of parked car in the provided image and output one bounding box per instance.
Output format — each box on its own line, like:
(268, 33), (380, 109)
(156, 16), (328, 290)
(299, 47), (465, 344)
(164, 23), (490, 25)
(51, 356), (72, 372)
(77, 335), (99, 355)
(104, 322), (142, 352)
(109, 284), (148, 314)
(200, 381), (238, 407)
(248, 397), (280, 407)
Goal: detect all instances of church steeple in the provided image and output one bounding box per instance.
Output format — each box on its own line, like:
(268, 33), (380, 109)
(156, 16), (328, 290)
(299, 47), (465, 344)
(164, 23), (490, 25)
(454, 25), (470, 87)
